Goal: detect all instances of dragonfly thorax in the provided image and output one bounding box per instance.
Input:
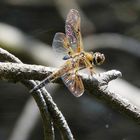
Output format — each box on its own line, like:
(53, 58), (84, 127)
(84, 52), (94, 62)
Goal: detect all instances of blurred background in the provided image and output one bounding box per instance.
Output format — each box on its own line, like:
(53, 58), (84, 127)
(0, 0), (140, 140)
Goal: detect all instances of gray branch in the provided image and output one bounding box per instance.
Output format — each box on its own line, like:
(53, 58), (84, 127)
(0, 62), (54, 81)
(82, 71), (140, 123)
(0, 48), (55, 140)
(0, 62), (120, 84)
(0, 48), (74, 140)
(0, 61), (140, 124)
(98, 87), (140, 123)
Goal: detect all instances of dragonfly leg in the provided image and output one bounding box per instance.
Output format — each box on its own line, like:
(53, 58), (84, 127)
(89, 66), (96, 76)
(29, 77), (50, 93)
(83, 57), (95, 76)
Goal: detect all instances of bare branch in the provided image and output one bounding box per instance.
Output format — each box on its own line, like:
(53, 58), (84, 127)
(0, 62), (53, 81)
(0, 45), (74, 139)
(82, 71), (140, 123)
(23, 81), (55, 140)
(40, 88), (75, 140)
(1, 47), (140, 133)
(1, 61), (140, 124)
(80, 70), (122, 87)
(80, 71), (140, 123)
(0, 48), (55, 140)
(0, 62), (121, 84)
(91, 87), (140, 124)
(0, 47), (74, 140)
(0, 47), (22, 63)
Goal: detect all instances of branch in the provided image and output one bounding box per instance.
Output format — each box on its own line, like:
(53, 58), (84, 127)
(1, 61), (140, 123)
(82, 71), (140, 123)
(98, 87), (140, 123)
(80, 70), (122, 87)
(0, 48), (75, 140)
(0, 62), (54, 81)
(0, 48), (54, 140)
(23, 81), (55, 140)
(0, 62), (120, 83)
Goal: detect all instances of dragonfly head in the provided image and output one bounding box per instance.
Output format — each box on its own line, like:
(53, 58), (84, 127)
(93, 52), (105, 65)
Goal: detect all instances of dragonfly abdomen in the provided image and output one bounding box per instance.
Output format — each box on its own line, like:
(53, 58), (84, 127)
(29, 69), (64, 93)
(29, 77), (51, 93)
(30, 58), (78, 93)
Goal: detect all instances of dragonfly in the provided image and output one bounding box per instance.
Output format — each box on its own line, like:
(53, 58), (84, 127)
(30, 9), (105, 97)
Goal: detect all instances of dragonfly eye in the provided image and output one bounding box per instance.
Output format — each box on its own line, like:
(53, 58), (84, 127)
(93, 52), (105, 65)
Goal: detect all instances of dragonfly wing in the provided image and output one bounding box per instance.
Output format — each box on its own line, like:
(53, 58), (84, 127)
(52, 32), (74, 58)
(61, 71), (84, 97)
(65, 9), (83, 52)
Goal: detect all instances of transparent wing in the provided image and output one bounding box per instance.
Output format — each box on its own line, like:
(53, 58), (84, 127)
(52, 32), (74, 58)
(61, 70), (84, 97)
(65, 9), (84, 52)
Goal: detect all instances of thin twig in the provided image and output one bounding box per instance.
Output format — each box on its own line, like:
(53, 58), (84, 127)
(0, 62), (54, 81)
(0, 47), (75, 140)
(0, 62), (120, 83)
(98, 87), (140, 123)
(0, 38), (75, 140)
(41, 89), (75, 140)
(82, 71), (140, 123)
(0, 48), (55, 140)
(1, 61), (140, 123)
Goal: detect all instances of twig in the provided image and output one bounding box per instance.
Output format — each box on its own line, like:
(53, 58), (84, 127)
(0, 48), (55, 140)
(0, 47), (21, 63)
(0, 37), (73, 140)
(1, 61), (140, 123)
(41, 89), (75, 140)
(0, 62), (122, 89)
(24, 81), (55, 140)
(109, 78), (140, 108)
(80, 70), (122, 87)
(0, 47), (75, 140)
(0, 62), (54, 81)
(82, 71), (140, 123)
(0, 62), (120, 83)
(98, 87), (140, 123)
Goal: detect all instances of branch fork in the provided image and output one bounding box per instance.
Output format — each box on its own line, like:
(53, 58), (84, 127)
(1, 47), (140, 140)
